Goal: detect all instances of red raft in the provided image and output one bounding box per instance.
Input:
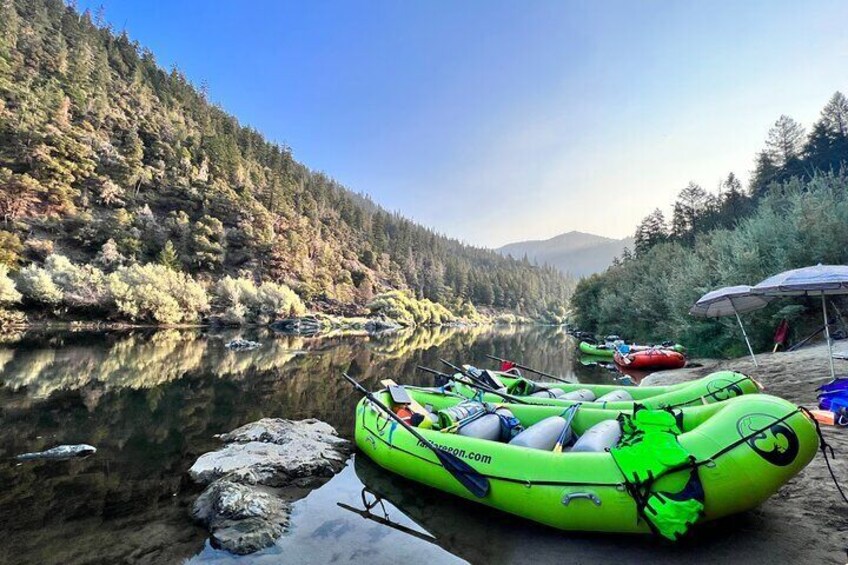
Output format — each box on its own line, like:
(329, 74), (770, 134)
(613, 348), (686, 370)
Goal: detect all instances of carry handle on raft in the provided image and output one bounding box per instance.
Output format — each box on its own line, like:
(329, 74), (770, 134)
(341, 372), (490, 499)
(485, 354), (574, 384)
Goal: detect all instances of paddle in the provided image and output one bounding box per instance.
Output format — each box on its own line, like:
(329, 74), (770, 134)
(417, 364), (523, 404)
(341, 373), (490, 498)
(435, 360), (532, 405)
(553, 404), (581, 453)
(484, 354), (574, 384)
(418, 365), (531, 405)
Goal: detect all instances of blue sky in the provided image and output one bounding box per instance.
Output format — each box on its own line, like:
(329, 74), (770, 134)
(81, 0), (848, 246)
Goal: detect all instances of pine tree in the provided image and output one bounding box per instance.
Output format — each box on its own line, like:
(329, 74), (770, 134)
(750, 151), (781, 196)
(158, 240), (180, 270)
(670, 182), (710, 242)
(820, 91), (848, 136)
(634, 209), (668, 255)
(765, 115), (806, 166)
(804, 92), (848, 173)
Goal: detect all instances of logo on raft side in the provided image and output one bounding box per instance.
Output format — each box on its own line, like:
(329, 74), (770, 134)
(706, 379), (744, 401)
(735, 413), (800, 466)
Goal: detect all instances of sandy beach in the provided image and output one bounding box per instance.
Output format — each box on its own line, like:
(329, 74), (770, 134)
(639, 342), (848, 563)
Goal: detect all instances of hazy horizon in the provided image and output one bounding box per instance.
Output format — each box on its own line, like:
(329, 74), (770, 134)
(79, 0), (848, 247)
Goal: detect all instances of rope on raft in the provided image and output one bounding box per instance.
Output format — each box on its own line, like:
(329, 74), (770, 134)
(799, 406), (848, 505)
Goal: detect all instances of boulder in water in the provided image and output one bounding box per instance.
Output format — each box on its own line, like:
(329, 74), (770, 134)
(192, 480), (290, 555)
(269, 316), (322, 335)
(189, 418), (351, 554)
(224, 338), (261, 351)
(16, 444), (97, 461)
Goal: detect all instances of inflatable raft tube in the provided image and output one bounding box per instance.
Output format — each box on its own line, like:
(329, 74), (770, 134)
(354, 391), (817, 536)
(614, 349), (686, 370)
(578, 341), (686, 358)
(453, 370), (761, 411)
(578, 341), (616, 358)
(509, 416), (569, 450)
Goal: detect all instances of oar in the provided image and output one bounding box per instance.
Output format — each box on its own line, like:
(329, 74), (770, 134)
(418, 365), (530, 405)
(418, 364), (528, 405)
(553, 404), (581, 453)
(484, 354), (574, 384)
(435, 360), (531, 405)
(341, 373), (489, 498)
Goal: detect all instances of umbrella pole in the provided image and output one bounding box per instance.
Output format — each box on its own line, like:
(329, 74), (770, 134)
(822, 293), (836, 380)
(734, 310), (758, 367)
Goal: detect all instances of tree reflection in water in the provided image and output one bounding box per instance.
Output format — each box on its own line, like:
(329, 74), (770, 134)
(0, 325), (609, 564)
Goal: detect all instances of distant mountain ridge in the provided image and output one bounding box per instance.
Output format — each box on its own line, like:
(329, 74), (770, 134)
(497, 231), (633, 277)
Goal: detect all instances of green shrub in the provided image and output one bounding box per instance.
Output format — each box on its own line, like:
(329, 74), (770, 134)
(108, 263), (209, 324)
(16, 255), (109, 310)
(367, 290), (457, 326)
(212, 276), (305, 324)
(0, 231), (23, 268)
(43, 255), (109, 308)
(256, 280), (307, 321)
(0, 265), (21, 305)
(17, 264), (63, 304)
(213, 276), (258, 324)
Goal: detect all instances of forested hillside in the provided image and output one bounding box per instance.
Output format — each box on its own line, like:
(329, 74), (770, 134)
(571, 92), (848, 356)
(0, 0), (573, 323)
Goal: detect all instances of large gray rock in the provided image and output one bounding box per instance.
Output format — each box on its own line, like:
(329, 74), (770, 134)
(192, 480), (290, 555)
(189, 418), (350, 555)
(189, 418), (349, 487)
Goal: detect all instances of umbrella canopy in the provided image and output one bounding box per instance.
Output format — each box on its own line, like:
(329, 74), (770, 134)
(753, 264), (848, 296)
(689, 285), (774, 318)
(690, 285), (773, 366)
(752, 264), (848, 379)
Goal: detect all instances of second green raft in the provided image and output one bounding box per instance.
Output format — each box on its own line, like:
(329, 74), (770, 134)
(450, 368), (761, 410)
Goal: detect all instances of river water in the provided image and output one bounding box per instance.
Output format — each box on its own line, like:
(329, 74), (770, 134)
(0, 325), (628, 564)
(0, 326), (808, 565)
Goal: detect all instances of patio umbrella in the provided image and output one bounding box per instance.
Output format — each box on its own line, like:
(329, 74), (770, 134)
(752, 264), (848, 379)
(690, 285), (773, 366)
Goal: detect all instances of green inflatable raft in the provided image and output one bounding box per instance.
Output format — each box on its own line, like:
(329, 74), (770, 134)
(451, 369), (761, 410)
(354, 389), (817, 539)
(578, 341), (686, 358)
(578, 341), (616, 358)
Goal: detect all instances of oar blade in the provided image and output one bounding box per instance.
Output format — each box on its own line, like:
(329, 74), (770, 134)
(433, 449), (490, 498)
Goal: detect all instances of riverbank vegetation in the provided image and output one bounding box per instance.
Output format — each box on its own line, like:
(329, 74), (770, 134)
(572, 90), (848, 356)
(0, 0), (573, 328)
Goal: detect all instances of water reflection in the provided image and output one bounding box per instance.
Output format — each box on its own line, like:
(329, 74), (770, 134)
(0, 325), (612, 564)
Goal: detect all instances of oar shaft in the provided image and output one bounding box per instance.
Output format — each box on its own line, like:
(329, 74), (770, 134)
(342, 372), (490, 499)
(341, 373), (434, 449)
(417, 365), (449, 378)
(438, 359), (530, 404)
(484, 354), (572, 383)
